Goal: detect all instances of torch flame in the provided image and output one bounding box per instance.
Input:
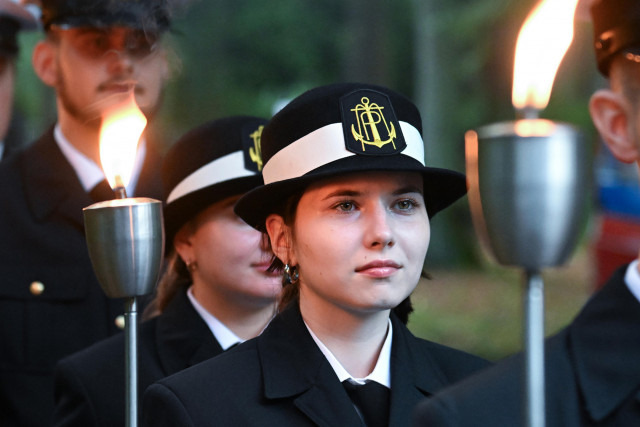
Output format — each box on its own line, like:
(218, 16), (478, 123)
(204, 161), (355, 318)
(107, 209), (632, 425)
(99, 92), (147, 194)
(512, 0), (579, 113)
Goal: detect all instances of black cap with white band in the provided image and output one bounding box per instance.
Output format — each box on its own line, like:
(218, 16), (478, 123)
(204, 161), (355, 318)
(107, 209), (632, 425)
(162, 116), (268, 246)
(235, 82), (467, 231)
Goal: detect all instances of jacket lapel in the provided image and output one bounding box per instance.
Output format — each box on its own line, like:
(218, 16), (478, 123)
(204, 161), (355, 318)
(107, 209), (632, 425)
(156, 289), (224, 375)
(387, 314), (448, 427)
(20, 128), (92, 228)
(257, 303), (363, 426)
(132, 138), (162, 199)
(569, 265), (640, 422)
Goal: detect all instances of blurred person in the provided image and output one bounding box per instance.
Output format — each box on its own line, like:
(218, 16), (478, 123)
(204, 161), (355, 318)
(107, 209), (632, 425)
(0, 0), (173, 425)
(142, 82), (490, 427)
(53, 116), (281, 427)
(0, 0), (37, 160)
(412, 0), (640, 425)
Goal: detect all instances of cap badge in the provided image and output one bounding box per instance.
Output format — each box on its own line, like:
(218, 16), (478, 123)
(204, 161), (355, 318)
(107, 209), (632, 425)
(243, 124), (265, 172)
(341, 90), (406, 155)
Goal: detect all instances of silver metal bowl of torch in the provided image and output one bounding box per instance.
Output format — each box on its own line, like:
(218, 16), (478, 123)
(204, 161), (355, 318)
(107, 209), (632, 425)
(465, 119), (590, 270)
(83, 198), (164, 298)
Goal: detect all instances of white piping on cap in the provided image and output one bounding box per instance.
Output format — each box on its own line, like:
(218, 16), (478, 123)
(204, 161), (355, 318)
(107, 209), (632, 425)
(167, 150), (254, 204)
(262, 121), (424, 184)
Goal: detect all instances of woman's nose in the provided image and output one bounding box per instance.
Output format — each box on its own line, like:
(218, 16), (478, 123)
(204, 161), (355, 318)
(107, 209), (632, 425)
(363, 204), (394, 249)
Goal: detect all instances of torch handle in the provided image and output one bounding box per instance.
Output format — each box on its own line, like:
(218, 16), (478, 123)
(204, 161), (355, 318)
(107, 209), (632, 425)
(125, 297), (138, 427)
(524, 270), (545, 427)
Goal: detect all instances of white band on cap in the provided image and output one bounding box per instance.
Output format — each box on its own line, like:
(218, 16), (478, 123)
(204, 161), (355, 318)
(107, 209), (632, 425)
(262, 121), (424, 184)
(167, 151), (254, 204)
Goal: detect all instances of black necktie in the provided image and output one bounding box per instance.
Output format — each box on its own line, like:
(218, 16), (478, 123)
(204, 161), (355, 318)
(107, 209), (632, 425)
(89, 179), (115, 202)
(342, 380), (390, 427)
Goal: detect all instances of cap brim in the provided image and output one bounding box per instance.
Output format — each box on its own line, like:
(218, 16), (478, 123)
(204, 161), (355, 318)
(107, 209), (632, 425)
(0, 3), (38, 30)
(235, 154), (466, 231)
(164, 175), (263, 250)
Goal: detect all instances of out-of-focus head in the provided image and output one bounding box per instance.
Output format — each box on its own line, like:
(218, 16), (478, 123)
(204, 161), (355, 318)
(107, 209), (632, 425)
(162, 116), (268, 247)
(234, 82), (467, 230)
(0, 0), (38, 58)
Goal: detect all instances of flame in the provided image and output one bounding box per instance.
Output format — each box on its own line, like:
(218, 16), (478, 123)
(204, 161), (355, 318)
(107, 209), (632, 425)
(99, 93), (147, 192)
(512, 0), (579, 111)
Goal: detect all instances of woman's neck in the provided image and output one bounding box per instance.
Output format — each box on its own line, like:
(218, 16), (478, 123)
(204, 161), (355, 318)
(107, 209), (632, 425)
(299, 291), (391, 378)
(191, 283), (276, 340)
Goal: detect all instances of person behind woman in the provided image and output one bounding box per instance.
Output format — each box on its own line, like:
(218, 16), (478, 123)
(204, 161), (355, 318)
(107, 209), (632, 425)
(53, 116), (281, 426)
(143, 83), (490, 427)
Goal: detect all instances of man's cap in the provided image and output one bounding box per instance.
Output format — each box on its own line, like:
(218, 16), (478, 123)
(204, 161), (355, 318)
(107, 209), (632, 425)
(0, 0), (38, 57)
(39, 0), (171, 34)
(162, 116), (268, 246)
(591, 0), (640, 76)
(234, 82), (467, 231)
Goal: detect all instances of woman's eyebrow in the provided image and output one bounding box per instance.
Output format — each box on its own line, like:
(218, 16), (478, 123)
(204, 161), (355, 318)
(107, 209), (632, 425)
(393, 185), (424, 196)
(321, 189), (361, 200)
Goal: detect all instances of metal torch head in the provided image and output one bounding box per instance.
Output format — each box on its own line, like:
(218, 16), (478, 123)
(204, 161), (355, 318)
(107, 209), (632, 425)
(83, 197), (164, 298)
(466, 120), (589, 270)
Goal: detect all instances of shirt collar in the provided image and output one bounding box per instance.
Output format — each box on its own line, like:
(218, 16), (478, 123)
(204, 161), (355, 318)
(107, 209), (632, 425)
(305, 319), (392, 388)
(186, 286), (243, 350)
(624, 259), (640, 304)
(54, 123), (146, 196)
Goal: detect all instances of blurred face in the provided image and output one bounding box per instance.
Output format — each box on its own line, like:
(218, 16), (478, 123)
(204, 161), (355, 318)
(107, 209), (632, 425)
(0, 56), (15, 141)
(46, 26), (168, 126)
(289, 171), (429, 316)
(179, 195), (281, 308)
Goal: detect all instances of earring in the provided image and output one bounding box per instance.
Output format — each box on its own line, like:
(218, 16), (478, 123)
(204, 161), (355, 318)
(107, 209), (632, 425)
(283, 263), (299, 285)
(186, 260), (198, 273)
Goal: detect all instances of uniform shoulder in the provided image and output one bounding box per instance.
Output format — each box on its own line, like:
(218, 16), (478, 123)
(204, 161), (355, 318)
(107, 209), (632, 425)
(57, 316), (159, 374)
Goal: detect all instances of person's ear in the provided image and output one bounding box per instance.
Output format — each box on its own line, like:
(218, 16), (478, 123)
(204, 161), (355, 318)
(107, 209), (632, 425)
(590, 89), (640, 163)
(265, 214), (296, 265)
(173, 224), (195, 265)
(158, 49), (170, 81)
(32, 40), (57, 88)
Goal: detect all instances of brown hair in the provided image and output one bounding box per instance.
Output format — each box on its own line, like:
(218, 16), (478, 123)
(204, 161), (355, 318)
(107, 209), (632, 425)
(143, 250), (191, 319)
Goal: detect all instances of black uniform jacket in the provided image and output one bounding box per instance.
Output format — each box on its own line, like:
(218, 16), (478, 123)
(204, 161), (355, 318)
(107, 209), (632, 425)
(142, 301), (490, 427)
(412, 264), (640, 427)
(53, 289), (221, 427)
(0, 128), (162, 427)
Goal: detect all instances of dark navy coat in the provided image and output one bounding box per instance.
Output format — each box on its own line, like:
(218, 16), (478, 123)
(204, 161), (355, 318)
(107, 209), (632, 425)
(53, 289), (221, 426)
(412, 265), (640, 427)
(143, 302), (490, 427)
(0, 128), (162, 426)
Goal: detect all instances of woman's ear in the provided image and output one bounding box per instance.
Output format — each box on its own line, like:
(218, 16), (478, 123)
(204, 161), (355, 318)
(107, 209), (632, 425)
(32, 40), (58, 88)
(173, 225), (195, 265)
(590, 89), (640, 163)
(265, 214), (295, 265)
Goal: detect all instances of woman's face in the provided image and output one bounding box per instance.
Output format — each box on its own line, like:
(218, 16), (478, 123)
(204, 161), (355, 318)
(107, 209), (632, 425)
(177, 195), (281, 308)
(286, 171), (429, 315)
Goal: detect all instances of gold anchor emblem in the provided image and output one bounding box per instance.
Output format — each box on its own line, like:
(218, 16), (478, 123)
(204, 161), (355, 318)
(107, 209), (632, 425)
(248, 125), (264, 171)
(350, 97), (397, 151)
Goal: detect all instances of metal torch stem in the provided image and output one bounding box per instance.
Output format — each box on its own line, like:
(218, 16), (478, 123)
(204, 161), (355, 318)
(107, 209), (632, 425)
(524, 270), (545, 427)
(125, 297), (138, 427)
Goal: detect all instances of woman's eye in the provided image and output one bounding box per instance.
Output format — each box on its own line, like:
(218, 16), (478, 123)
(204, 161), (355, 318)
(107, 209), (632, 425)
(336, 201), (355, 211)
(396, 199), (417, 210)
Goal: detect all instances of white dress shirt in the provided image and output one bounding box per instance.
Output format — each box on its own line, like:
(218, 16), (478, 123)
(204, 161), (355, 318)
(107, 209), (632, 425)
(186, 286), (243, 350)
(54, 124), (146, 196)
(624, 259), (640, 304)
(306, 319), (392, 388)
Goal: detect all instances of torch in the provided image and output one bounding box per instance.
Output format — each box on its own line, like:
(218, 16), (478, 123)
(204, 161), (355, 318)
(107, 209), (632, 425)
(83, 93), (164, 427)
(465, 1), (587, 426)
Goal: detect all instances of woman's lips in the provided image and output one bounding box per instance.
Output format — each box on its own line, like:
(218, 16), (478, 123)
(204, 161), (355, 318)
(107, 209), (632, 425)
(355, 260), (401, 277)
